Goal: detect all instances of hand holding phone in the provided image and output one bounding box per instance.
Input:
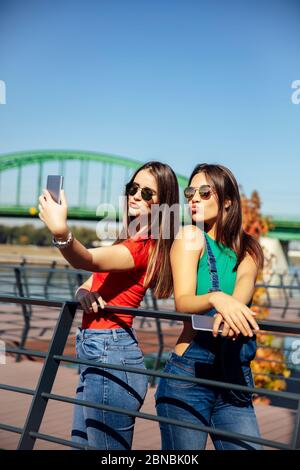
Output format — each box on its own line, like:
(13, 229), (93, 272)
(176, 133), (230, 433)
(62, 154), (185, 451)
(38, 175), (68, 238)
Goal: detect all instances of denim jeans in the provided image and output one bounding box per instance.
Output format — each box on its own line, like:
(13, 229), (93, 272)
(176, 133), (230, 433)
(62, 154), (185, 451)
(155, 332), (262, 450)
(71, 327), (148, 450)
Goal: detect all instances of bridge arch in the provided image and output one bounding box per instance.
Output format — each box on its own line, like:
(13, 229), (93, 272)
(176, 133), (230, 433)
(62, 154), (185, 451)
(0, 150), (188, 219)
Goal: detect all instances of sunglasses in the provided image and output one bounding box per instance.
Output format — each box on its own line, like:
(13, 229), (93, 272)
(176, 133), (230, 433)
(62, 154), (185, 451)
(184, 184), (214, 200)
(125, 182), (156, 201)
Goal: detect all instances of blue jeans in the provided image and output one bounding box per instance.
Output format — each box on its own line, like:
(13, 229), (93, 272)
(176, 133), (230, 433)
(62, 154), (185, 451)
(155, 332), (262, 450)
(71, 327), (148, 450)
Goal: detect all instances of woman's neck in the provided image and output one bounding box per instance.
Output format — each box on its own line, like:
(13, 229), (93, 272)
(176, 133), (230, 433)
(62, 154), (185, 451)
(204, 222), (216, 240)
(132, 224), (150, 239)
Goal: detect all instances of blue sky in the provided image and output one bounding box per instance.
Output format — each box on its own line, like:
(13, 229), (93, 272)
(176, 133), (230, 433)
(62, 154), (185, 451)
(0, 0), (299, 217)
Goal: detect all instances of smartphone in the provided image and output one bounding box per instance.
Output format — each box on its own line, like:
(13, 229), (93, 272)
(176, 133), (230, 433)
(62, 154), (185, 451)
(46, 175), (64, 204)
(191, 314), (223, 333)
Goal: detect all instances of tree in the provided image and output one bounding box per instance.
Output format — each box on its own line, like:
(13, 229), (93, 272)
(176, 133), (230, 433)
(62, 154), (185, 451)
(241, 187), (290, 404)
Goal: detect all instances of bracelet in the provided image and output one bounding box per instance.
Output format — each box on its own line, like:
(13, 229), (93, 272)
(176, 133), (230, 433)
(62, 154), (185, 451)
(52, 231), (74, 249)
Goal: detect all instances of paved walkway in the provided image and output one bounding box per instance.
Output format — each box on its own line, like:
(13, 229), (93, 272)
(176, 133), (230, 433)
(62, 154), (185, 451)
(0, 357), (296, 450)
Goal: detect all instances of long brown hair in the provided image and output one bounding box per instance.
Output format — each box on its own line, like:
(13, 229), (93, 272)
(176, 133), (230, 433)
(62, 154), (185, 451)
(189, 163), (264, 271)
(115, 161), (179, 298)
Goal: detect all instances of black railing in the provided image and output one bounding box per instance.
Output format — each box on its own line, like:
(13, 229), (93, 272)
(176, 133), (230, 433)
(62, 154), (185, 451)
(1, 262), (300, 371)
(0, 294), (300, 450)
(0, 263), (159, 362)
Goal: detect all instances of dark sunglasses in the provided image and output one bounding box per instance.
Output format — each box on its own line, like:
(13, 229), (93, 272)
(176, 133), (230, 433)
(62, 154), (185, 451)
(184, 184), (214, 200)
(125, 182), (156, 201)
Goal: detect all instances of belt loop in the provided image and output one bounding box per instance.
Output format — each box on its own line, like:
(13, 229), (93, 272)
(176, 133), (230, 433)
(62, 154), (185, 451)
(112, 329), (118, 341)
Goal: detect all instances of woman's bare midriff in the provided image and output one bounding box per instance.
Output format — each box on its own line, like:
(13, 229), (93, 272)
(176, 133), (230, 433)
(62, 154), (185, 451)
(173, 246), (205, 357)
(174, 321), (197, 356)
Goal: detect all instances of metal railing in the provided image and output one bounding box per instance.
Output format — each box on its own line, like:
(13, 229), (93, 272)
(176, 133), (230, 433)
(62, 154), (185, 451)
(1, 260), (300, 401)
(0, 294), (300, 450)
(1, 262), (300, 368)
(0, 262), (161, 363)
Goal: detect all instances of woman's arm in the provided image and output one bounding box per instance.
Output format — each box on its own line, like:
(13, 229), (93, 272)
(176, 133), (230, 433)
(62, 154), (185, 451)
(38, 189), (136, 272)
(171, 226), (258, 336)
(232, 253), (259, 304)
(212, 253), (260, 337)
(171, 225), (213, 313)
(57, 238), (136, 272)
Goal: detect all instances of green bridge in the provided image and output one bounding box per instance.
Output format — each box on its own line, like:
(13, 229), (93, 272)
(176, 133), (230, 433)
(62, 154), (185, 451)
(0, 150), (299, 241)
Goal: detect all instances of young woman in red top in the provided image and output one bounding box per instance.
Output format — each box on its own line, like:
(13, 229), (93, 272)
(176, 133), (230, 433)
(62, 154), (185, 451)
(38, 161), (179, 450)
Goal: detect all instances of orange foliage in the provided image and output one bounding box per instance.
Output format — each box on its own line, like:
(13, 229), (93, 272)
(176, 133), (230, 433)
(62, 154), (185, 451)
(241, 189), (273, 238)
(241, 188), (289, 403)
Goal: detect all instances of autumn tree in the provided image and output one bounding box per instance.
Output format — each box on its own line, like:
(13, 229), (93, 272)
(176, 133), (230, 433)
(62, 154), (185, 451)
(241, 187), (290, 404)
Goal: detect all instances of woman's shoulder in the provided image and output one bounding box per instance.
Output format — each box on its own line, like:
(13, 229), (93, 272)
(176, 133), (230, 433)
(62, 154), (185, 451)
(169, 225), (205, 260)
(175, 224), (205, 247)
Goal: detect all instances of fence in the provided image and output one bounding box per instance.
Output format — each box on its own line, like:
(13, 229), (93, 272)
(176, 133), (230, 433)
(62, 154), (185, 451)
(0, 261), (300, 367)
(0, 294), (300, 450)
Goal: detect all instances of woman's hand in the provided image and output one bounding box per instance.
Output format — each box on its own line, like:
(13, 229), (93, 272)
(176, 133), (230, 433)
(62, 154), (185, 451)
(38, 189), (69, 238)
(212, 313), (238, 339)
(209, 291), (259, 337)
(76, 288), (107, 314)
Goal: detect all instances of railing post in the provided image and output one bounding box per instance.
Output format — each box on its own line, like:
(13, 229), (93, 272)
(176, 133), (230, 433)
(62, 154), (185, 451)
(17, 301), (77, 450)
(150, 293), (164, 387)
(291, 399), (300, 449)
(278, 273), (289, 319)
(14, 267), (31, 362)
(20, 259), (32, 309)
(150, 318), (164, 387)
(76, 272), (83, 290)
(44, 260), (57, 299)
(66, 265), (75, 299)
(139, 290), (152, 328)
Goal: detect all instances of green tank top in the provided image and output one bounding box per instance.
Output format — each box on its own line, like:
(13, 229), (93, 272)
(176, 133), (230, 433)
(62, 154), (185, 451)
(196, 233), (237, 296)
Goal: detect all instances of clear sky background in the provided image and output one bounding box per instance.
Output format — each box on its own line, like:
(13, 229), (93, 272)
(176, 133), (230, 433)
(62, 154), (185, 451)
(0, 0), (299, 218)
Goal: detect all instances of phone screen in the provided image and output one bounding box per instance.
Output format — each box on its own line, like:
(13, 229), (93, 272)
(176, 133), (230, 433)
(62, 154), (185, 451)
(46, 175), (64, 204)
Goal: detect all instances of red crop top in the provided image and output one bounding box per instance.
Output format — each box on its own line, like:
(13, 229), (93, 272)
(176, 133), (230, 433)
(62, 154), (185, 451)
(81, 236), (155, 329)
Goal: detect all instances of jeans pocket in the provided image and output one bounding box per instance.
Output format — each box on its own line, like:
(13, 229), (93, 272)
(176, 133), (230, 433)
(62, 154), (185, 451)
(224, 365), (255, 407)
(79, 336), (104, 362)
(166, 359), (197, 389)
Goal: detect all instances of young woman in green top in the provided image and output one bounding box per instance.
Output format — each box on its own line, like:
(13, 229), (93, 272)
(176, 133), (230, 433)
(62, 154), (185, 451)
(155, 163), (264, 450)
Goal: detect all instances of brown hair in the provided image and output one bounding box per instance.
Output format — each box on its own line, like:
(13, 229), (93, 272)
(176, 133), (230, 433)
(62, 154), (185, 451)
(115, 161), (179, 298)
(189, 163), (264, 271)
